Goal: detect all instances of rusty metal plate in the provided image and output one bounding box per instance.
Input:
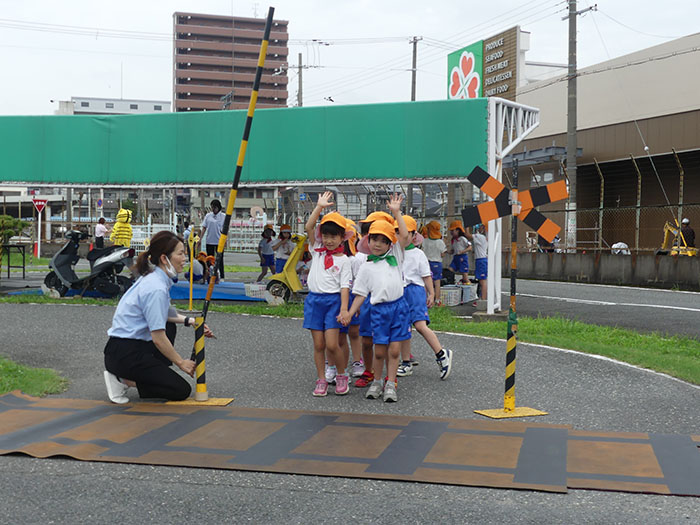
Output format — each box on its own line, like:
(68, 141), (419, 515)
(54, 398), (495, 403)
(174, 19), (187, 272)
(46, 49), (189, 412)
(1, 392), (698, 496)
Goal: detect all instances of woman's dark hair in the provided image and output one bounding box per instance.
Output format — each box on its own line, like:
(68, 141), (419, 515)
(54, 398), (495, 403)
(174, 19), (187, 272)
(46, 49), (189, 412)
(133, 230), (183, 276)
(360, 222), (371, 236)
(98, 217), (106, 224)
(320, 222), (344, 237)
(369, 233), (391, 245)
(210, 199), (222, 211)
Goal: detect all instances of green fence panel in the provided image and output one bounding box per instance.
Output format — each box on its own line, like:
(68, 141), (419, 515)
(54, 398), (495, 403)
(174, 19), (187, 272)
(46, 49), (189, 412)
(0, 99), (488, 185)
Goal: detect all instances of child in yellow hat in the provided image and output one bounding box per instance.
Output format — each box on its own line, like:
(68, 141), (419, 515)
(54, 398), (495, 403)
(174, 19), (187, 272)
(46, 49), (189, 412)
(341, 194), (411, 403)
(304, 192), (353, 397)
(448, 219), (471, 285)
(421, 220), (447, 305)
(398, 215), (453, 380)
(272, 224), (294, 273)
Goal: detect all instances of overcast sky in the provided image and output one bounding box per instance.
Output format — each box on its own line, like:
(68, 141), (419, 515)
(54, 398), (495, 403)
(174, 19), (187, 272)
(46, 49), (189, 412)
(1, 0), (697, 115)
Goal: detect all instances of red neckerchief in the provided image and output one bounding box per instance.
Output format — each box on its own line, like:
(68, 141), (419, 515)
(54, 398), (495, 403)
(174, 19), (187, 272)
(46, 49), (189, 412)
(315, 245), (345, 269)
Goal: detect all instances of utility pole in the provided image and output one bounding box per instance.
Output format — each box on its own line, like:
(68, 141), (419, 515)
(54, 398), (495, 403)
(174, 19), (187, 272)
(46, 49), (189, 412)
(297, 52), (303, 107)
(410, 36), (422, 101)
(563, 1), (596, 252)
(408, 36), (422, 214)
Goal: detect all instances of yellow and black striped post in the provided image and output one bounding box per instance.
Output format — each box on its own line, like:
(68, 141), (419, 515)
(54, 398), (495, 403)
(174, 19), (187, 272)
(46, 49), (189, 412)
(475, 160), (547, 419)
(192, 313), (208, 401)
(202, 6), (275, 322)
(188, 233), (199, 312)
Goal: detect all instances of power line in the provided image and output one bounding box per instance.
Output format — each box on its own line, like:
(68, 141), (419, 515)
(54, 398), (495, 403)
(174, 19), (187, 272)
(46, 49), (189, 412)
(304, 3), (565, 102)
(303, 1), (564, 99)
(597, 10), (683, 40)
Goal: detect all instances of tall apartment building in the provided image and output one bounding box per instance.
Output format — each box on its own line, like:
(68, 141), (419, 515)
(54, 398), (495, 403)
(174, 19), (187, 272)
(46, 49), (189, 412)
(173, 12), (289, 111)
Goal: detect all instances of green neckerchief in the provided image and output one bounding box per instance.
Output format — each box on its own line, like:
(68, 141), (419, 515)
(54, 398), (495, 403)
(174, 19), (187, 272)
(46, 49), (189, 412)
(405, 243), (416, 250)
(367, 251), (398, 266)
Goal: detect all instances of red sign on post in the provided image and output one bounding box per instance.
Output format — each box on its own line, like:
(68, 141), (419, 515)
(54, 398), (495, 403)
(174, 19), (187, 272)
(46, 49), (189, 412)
(32, 198), (47, 214)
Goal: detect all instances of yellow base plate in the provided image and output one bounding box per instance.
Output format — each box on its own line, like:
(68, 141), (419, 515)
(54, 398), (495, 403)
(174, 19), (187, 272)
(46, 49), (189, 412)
(474, 407), (548, 419)
(165, 397), (234, 406)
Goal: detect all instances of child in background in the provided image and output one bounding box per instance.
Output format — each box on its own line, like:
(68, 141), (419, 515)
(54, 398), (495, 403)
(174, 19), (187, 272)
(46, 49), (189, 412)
(256, 226), (276, 282)
(398, 215), (453, 380)
(421, 220), (447, 305)
(353, 211), (395, 388)
(304, 191), (353, 397)
(342, 195), (411, 403)
(448, 220), (471, 285)
(334, 219), (364, 380)
(296, 249), (312, 288)
(272, 224), (294, 274)
(466, 223), (488, 302)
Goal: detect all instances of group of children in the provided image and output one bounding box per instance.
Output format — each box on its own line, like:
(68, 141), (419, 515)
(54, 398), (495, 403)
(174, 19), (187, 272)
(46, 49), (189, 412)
(302, 191), (454, 403)
(421, 219), (489, 303)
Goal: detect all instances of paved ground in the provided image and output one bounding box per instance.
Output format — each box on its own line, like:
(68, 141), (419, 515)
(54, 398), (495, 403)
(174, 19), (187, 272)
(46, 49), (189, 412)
(0, 302), (698, 523)
(4, 253), (700, 341)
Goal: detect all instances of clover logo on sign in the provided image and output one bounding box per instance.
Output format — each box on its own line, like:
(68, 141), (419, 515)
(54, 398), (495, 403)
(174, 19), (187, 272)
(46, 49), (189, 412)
(449, 51), (481, 99)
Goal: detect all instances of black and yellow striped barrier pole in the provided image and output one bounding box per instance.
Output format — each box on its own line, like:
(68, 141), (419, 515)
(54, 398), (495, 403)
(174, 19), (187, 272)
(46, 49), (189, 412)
(172, 7), (274, 407)
(192, 313), (208, 401)
(475, 160), (547, 419)
(200, 5), (275, 325)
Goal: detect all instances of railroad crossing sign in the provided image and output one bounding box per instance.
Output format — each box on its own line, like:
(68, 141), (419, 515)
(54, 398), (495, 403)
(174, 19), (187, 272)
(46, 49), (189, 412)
(461, 166), (568, 242)
(32, 198), (47, 214)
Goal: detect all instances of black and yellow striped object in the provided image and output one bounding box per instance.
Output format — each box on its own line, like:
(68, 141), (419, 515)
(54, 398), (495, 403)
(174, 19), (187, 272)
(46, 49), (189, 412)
(461, 166), (568, 243)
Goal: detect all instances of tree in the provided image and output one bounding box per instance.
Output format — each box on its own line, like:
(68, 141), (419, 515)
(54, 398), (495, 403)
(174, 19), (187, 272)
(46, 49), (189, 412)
(0, 215), (30, 279)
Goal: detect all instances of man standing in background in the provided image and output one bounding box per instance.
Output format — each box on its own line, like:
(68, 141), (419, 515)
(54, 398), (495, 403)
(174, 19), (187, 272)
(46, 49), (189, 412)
(200, 200), (226, 282)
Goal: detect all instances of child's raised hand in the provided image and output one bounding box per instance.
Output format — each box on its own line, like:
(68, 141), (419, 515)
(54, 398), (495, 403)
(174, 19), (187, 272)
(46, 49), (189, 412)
(317, 191), (334, 209)
(387, 193), (404, 214)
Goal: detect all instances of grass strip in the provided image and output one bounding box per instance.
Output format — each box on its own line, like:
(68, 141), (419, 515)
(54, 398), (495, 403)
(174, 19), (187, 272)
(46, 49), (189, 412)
(0, 295), (118, 306)
(0, 296), (697, 384)
(427, 307), (700, 385)
(0, 355), (69, 397)
(223, 265), (259, 273)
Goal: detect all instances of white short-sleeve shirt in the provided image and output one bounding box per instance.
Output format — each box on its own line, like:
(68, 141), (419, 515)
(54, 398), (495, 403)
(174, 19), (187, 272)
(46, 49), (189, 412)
(307, 241), (352, 294)
(472, 233), (488, 259)
(202, 211), (225, 245)
(352, 244), (405, 304)
(259, 238), (275, 255)
(403, 246), (431, 287)
(274, 239), (294, 259)
(451, 236), (471, 254)
(421, 238), (446, 262)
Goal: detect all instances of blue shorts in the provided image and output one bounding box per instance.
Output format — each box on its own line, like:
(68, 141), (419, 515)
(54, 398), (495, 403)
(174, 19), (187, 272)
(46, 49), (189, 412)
(358, 294), (373, 337)
(429, 261), (443, 280)
(370, 297), (411, 345)
(303, 292), (343, 331)
(450, 253), (469, 273)
(475, 257), (488, 280)
(340, 292), (360, 333)
(275, 258), (288, 273)
(403, 284), (430, 325)
(261, 254), (275, 268)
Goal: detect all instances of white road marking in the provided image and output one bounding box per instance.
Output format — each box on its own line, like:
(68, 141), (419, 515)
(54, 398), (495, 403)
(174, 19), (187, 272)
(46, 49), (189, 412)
(435, 330), (700, 390)
(517, 278), (700, 296)
(510, 292), (700, 313)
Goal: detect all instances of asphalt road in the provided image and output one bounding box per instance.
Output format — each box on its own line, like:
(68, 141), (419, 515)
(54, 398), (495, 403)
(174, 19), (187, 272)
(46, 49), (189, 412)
(0, 302), (698, 524)
(503, 279), (700, 340)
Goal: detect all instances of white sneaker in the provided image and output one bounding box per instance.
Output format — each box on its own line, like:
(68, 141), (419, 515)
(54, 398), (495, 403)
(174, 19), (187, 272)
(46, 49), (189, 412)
(351, 360), (365, 377)
(325, 364), (337, 384)
(103, 370), (129, 404)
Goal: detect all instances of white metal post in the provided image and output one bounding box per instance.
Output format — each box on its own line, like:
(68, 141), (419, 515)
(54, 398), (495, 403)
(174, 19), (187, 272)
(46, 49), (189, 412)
(37, 208), (42, 259)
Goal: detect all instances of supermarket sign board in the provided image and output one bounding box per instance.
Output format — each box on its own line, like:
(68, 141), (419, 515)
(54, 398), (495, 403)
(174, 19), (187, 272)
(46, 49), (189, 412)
(448, 26), (520, 102)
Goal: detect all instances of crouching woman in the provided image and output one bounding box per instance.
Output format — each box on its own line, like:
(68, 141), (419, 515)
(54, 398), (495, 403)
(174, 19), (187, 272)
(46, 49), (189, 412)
(102, 230), (212, 404)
